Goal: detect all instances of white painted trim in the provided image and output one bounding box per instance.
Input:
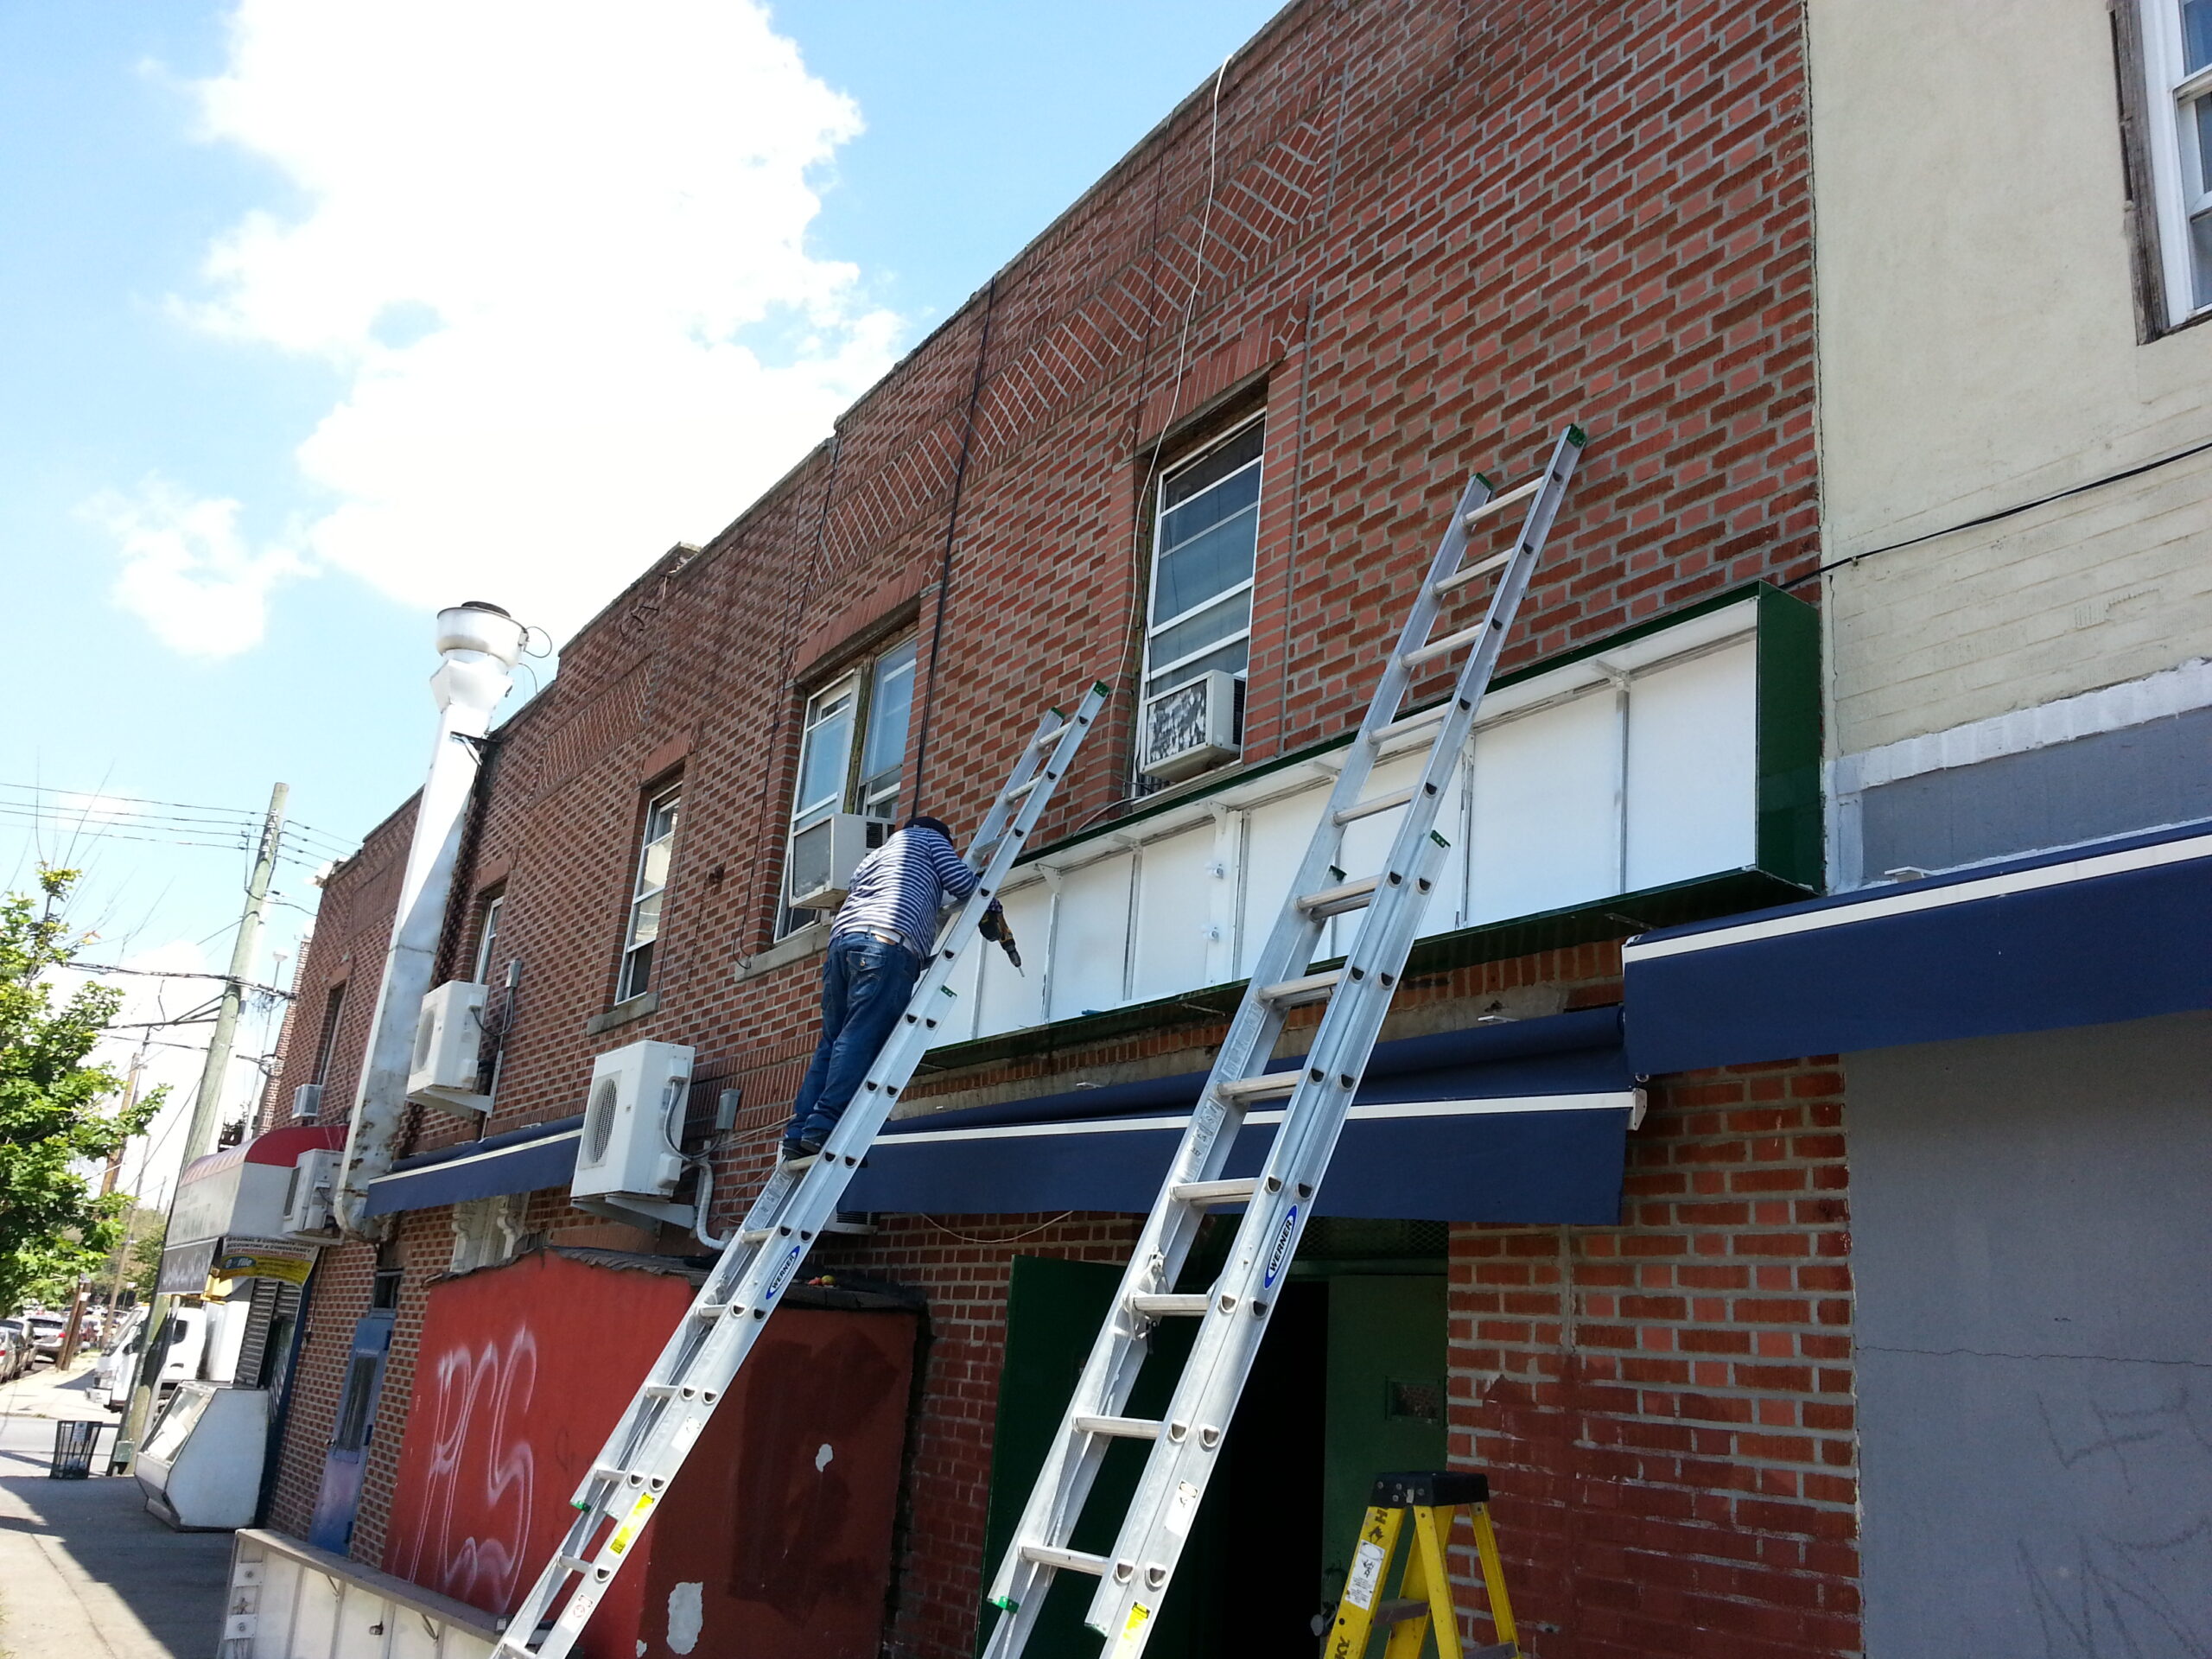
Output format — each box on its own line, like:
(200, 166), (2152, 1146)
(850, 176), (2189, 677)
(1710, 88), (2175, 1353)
(1624, 831), (2212, 963)
(880, 1091), (1637, 1147)
(1834, 658), (2212, 796)
(365, 1128), (581, 1189)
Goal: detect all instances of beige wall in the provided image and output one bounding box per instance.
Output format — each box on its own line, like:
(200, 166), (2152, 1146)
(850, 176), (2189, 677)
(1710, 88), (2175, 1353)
(1811, 0), (2212, 752)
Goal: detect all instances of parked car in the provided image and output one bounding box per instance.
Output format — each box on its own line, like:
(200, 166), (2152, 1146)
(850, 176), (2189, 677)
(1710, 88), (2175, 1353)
(97, 1308), (147, 1412)
(27, 1313), (66, 1363)
(0, 1325), (27, 1382)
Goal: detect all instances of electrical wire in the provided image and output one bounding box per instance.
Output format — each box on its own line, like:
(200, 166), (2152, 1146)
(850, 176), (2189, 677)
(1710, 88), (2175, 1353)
(914, 1212), (1077, 1245)
(1789, 432), (2212, 588)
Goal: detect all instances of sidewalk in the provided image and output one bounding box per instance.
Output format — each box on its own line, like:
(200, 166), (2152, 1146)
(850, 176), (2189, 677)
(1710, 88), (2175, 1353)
(0, 1359), (232, 1658)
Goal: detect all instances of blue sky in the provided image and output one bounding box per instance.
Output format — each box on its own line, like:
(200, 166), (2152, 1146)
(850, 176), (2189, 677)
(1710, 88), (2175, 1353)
(0, 0), (1283, 1194)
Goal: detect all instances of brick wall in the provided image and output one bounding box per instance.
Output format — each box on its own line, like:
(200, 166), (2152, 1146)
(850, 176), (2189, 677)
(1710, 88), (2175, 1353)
(1454, 1058), (1856, 1659)
(264, 0), (1835, 1641)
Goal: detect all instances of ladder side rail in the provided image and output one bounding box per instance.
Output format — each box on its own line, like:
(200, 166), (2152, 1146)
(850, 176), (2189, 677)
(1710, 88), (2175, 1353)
(496, 683), (1108, 1659)
(978, 479), (1501, 1633)
(1082, 429), (1584, 1643)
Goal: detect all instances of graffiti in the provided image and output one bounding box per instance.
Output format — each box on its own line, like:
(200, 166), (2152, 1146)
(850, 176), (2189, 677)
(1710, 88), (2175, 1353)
(392, 1325), (540, 1611)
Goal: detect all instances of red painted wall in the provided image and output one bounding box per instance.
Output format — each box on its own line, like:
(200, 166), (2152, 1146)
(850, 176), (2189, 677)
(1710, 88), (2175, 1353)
(382, 1249), (918, 1659)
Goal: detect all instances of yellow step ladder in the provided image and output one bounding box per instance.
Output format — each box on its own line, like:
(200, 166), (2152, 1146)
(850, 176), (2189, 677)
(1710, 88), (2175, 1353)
(1325, 1471), (1520, 1659)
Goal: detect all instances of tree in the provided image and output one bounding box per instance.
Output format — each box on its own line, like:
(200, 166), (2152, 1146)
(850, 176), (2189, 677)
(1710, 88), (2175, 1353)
(0, 869), (162, 1313)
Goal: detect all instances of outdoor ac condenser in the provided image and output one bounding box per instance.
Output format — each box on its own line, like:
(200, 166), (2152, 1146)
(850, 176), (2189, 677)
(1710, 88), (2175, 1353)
(281, 1149), (340, 1238)
(1139, 669), (1242, 782)
(406, 980), (492, 1115)
(572, 1039), (696, 1203)
(786, 812), (893, 911)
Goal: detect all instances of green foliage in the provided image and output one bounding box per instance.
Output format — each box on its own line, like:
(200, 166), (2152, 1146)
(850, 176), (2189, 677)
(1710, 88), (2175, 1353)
(127, 1219), (166, 1303)
(0, 869), (162, 1314)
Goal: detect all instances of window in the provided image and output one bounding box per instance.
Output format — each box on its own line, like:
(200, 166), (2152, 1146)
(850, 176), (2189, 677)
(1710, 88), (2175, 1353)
(311, 983), (346, 1084)
(2140, 0), (2212, 323)
(618, 785), (681, 1002)
(1143, 417), (1263, 711)
(472, 892), (505, 985)
(779, 636), (918, 936)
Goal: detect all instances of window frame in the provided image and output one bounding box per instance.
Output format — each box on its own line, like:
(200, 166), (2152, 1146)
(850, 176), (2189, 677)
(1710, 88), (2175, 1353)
(311, 982), (346, 1084)
(616, 782), (681, 1003)
(776, 633), (919, 938)
(471, 891), (505, 985)
(2139, 0), (2212, 327)
(1140, 412), (1265, 713)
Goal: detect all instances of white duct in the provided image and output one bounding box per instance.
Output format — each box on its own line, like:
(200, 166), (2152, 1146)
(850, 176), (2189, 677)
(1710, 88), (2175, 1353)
(334, 602), (524, 1233)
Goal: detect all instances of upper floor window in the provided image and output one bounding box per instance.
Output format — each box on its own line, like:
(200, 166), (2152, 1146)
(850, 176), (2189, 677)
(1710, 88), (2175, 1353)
(311, 982), (346, 1084)
(618, 784), (680, 1002)
(1143, 417), (1263, 709)
(780, 637), (917, 935)
(2140, 0), (2212, 324)
(472, 891), (505, 985)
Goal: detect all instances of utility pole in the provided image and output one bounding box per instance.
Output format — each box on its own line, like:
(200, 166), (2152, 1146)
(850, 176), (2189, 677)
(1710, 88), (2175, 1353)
(119, 782), (289, 1468)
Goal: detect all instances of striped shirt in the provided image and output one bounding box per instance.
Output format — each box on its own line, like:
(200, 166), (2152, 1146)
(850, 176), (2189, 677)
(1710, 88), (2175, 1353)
(831, 825), (979, 958)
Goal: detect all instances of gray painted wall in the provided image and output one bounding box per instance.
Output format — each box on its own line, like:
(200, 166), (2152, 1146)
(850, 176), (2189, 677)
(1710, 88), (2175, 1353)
(1858, 708), (2212, 880)
(1849, 1013), (2212, 1656)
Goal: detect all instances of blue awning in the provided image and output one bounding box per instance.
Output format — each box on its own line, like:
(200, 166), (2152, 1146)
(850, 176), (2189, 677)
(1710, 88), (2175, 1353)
(361, 1114), (583, 1217)
(1622, 820), (2212, 1074)
(842, 1007), (1639, 1224)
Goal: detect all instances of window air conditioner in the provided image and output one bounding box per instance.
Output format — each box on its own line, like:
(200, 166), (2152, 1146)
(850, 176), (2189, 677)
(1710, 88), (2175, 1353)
(282, 1148), (340, 1238)
(787, 813), (893, 912)
(290, 1082), (323, 1122)
(572, 1039), (696, 1203)
(406, 980), (492, 1116)
(1140, 670), (1241, 783)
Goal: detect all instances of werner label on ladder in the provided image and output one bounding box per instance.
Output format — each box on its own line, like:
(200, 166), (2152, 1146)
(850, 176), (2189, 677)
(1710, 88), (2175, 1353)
(982, 425), (1586, 1659)
(491, 682), (1110, 1659)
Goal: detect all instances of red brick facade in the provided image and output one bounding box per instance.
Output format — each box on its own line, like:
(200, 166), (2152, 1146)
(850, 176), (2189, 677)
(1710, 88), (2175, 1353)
(265, 0), (1847, 1652)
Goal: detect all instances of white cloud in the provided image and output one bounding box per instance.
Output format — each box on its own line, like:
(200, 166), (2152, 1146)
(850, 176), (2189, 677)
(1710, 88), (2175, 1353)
(111, 0), (901, 654)
(90, 480), (303, 657)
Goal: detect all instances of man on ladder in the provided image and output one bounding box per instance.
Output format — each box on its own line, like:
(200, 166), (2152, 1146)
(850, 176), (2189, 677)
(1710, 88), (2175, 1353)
(782, 814), (1006, 1161)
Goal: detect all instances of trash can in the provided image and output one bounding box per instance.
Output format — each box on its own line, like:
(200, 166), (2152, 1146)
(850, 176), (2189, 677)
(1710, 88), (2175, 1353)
(49, 1419), (103, 1478)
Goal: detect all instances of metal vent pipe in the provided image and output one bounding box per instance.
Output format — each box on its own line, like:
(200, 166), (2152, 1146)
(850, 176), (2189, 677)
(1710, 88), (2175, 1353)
(334, 601), (524, 1233)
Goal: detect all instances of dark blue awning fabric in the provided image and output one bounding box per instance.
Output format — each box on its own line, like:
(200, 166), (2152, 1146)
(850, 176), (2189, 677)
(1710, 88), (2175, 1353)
(1623, 820), (2212, 1075)
(842, 1007), (1639, 1224)
(360, 1114), (584, 1217)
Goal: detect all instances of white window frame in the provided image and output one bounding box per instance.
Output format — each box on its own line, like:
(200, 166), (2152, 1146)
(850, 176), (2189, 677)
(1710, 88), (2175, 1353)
(2139, 0), (2212, 326)
(778, 635), (920, 938)
(1141, 414), (1265, 709)
(471, 892), (505, 985)
(617, 784), (680, 1002)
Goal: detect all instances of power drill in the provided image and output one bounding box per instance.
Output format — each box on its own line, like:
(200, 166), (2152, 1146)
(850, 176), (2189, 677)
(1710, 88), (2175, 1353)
(979, 905), (1022, 971)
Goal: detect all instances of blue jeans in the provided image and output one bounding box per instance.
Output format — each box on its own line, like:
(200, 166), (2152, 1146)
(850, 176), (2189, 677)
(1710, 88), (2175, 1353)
(785, 934), (924, 1146)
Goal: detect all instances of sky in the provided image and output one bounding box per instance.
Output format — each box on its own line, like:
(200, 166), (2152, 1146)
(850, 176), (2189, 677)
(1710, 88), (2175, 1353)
(0, 0), (1285, 1209)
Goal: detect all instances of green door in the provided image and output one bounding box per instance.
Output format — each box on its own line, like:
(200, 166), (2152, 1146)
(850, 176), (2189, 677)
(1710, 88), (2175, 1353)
(1319, 1275), (1449, 1633)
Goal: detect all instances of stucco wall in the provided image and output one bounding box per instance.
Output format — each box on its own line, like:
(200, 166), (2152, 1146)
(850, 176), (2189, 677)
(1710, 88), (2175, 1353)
(1809, 0), (2212, 752)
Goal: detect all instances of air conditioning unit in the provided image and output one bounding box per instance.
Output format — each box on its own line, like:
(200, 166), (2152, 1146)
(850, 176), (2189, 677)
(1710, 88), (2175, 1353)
(1139, 670), (1241, 783)
(281, 1149), (340, 1238)
(787, 813), (893, 912)
(406, 980), (491, 1116)
(290, 1082), (323, 1122)
(572, 1040), (696, 1205)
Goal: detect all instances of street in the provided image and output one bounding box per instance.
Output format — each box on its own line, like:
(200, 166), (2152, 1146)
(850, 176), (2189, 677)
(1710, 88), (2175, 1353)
(0, 1358), (232, 1659)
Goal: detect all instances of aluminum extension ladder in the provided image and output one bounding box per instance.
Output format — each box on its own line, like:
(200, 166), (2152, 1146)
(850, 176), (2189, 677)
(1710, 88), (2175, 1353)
(491, 680), (1110, 1659)
(982, 426), (1586, 1659)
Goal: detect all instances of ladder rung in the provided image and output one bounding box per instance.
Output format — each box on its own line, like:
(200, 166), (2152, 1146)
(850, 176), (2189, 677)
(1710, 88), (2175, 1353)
(1402, 620), (1491, 670)
(691, 1302), (734, 1319)
(556, 1554), (594, 1575)
(1374, 1598), (1430, 1626)
(1300, 875), (1378, 917)
(1434, 545), (1513, 595)
(1128, 1293), (1211, 1318)
(1168, 1177), (1259, 1207)
(1215, 1071), (1297, 1103)
(1071, 1414), (1163, 1440)
(1020, 1542), (1109, 1577)
(1007, 772), (1046, 799)
(1369, 703), (1449, 747)
(640, 1382), (680, 1398)
(1257, 969), (1341, 1007)
(1027, 722), (1065, 751)
(737, 1228), (773, 1245)
(1461, 475), (1541, 530)
(1334, 786), (1414, 825)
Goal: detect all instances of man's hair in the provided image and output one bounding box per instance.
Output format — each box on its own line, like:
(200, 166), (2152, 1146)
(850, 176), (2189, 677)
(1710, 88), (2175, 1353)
(906, 815), (953, 841)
